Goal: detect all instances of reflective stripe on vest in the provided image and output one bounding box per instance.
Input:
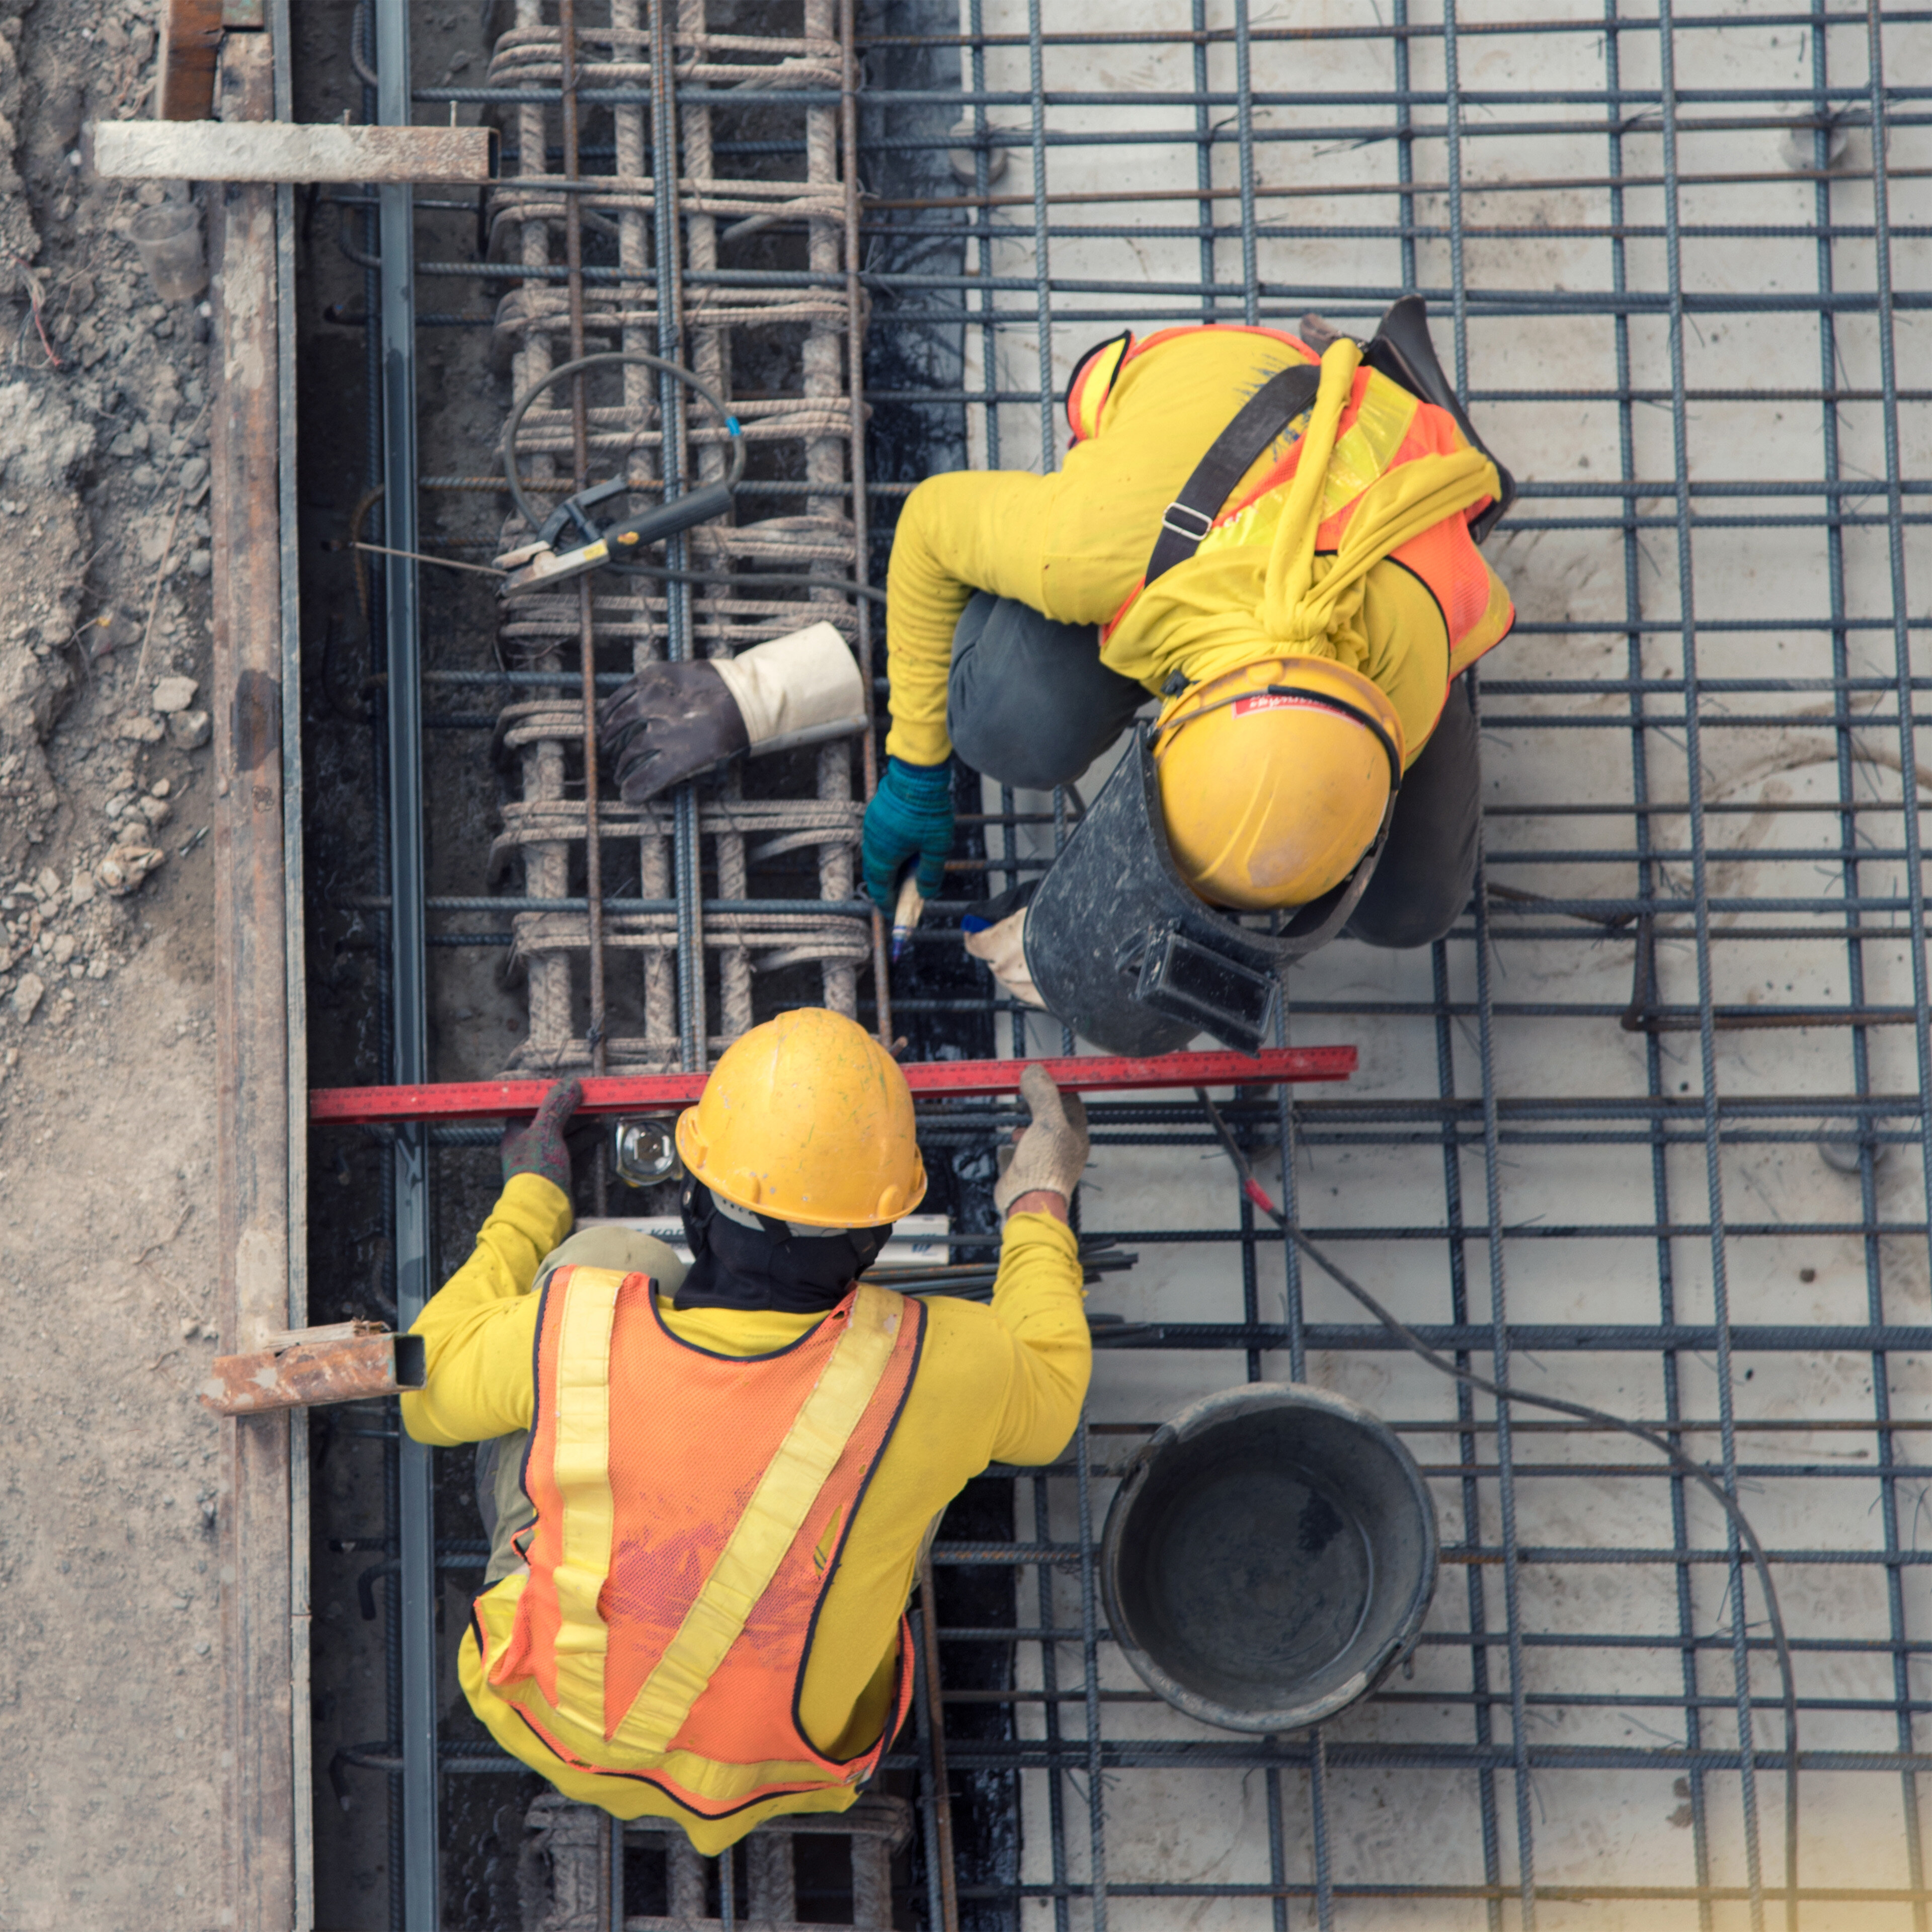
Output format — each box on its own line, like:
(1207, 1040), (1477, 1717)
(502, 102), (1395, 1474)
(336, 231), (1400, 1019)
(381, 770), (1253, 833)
(480, 1266), (923, 1818)
(1089, 328), (1511, 683)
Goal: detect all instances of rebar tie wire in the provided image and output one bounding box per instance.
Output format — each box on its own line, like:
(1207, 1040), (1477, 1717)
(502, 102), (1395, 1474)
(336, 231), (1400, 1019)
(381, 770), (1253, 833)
(1193, 1086), (1801, 1932)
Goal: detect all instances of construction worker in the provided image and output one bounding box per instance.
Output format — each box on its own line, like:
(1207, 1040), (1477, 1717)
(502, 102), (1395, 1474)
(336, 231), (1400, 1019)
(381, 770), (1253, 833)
(857, 302), (1517, 1045)
(400, 1011), (1091, 1852)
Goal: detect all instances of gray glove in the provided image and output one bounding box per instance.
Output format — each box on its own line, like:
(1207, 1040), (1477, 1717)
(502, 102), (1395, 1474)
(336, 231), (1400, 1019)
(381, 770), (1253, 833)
(598, 621), (865, 804)
(501, 1077), (583, 1193)
(993, 1066), (1090, 1216)
(599, 659), (747, 802)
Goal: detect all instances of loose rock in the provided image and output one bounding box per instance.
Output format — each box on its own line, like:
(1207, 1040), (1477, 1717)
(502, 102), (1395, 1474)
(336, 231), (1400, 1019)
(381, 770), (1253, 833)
(67, 870), (93, 907)
(10, 972), (44, 1022)
(166, 708), (210, 751)
(151, 676), (198, 715)
(95, 843), (166, 895)
(114, 714), (165, 744)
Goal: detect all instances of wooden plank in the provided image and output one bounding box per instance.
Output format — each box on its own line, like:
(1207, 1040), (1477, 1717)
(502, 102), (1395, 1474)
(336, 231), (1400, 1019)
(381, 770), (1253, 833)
(155, 0), (223, 120)
(210, 32), (296, 1932)
(307, 1044), (1361, 1125)
(91, 118), (493, 183)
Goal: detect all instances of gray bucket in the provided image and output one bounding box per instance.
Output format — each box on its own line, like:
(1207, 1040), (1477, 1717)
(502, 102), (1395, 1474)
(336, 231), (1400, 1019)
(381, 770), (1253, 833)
(1101, 1383), (1438, 1733)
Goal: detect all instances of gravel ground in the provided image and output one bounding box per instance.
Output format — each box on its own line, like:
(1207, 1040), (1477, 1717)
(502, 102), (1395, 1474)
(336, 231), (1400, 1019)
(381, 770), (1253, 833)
(1, 0), (231, 1924)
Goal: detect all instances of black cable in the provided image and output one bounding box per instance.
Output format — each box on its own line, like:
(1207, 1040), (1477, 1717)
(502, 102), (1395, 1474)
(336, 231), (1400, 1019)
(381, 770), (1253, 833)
(501, 349), (747, 538)
(1194, 1086), (1801, 1931)
(500, 352), (889, 608)
(608, 560), (886, 604)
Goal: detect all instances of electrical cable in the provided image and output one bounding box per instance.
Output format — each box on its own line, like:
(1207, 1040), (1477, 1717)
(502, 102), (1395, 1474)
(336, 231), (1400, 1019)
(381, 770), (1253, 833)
(501, 349), (746, 539)
(609, 560), (886, 604)
(500, 352), (890, 608)
(1193, 1085), (1801, 1931)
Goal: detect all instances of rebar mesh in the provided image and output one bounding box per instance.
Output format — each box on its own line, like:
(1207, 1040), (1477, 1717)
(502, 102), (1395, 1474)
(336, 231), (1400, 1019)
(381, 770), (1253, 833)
(340, 1), (1932, 1925)
(857, 5), (1932, 1927)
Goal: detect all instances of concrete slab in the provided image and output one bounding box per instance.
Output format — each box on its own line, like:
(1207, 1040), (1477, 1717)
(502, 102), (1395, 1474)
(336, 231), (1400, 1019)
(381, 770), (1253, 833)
(938, 1), (1932, 1923)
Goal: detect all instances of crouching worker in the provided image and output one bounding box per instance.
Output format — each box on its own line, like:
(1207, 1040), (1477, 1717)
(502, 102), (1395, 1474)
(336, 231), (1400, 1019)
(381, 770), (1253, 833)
(401, 1009), (1091, 1853)
(865, 302), (1518, 1045)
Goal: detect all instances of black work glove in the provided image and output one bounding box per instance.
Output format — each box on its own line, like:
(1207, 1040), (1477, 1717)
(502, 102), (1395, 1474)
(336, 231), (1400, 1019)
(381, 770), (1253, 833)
(598, 660), (748, 804)
(501, 1077), (584, 1193)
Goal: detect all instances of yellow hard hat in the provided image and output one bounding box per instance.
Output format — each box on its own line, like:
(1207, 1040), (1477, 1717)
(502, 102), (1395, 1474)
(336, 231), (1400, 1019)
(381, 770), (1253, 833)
(1152, 657), (1405, 911)
(675, 1008), (927, 1227)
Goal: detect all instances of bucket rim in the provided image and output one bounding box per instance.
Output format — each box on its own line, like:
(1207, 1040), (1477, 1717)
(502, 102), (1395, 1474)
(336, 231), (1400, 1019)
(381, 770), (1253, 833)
(1102, 1379), (1439, 1735)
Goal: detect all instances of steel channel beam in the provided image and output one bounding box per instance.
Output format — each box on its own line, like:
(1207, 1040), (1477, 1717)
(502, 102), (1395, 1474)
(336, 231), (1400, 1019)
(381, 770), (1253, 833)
(373, 0), (439, 1918)
(270, 0), (312, 1915)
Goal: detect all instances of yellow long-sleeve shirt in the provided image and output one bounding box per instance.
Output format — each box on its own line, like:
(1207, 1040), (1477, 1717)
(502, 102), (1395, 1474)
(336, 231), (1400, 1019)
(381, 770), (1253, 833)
(884, 325), (1497, 769)
(402, 1173), (1089, 1850)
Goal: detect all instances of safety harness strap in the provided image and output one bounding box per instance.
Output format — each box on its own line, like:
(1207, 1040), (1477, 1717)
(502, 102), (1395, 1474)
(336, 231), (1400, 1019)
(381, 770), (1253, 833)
(1144, 362), (1323, 586)
(612, 1283), (908, 1754)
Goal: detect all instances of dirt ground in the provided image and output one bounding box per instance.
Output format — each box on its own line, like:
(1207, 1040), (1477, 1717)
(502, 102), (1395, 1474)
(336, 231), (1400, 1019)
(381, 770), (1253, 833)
(0, 0), (232, 1925)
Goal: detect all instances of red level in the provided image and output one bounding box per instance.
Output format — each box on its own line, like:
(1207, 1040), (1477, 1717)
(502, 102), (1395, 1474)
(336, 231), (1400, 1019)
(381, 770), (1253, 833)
(309, 1044), (1355, 1126)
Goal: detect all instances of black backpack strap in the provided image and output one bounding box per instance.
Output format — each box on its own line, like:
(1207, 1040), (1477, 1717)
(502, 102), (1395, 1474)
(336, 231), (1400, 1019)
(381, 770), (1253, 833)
(1144, 362), (1324, 586)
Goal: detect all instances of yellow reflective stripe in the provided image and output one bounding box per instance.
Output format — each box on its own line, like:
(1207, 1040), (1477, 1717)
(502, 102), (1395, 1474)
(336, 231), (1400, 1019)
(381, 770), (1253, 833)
(1067, 331), (1132, 441)
(1320, 373), (1418, 523)
(613, 1285), (906, 1755)
(1446, 557), (1516, 680)
(550, 1268), (622, 1673)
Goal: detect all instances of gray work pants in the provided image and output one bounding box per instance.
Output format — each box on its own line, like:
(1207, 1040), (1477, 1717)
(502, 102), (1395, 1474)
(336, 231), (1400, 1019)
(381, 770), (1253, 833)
(473, 1226), (688, 1588)
(946, 592), (1481, 950)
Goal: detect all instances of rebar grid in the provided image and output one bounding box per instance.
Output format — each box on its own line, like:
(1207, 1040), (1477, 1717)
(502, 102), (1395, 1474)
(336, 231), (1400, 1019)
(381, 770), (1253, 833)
(481, 0), (879, 1080)
(843, 5), (1932, 1929)
(339, 1), (1932, 1926)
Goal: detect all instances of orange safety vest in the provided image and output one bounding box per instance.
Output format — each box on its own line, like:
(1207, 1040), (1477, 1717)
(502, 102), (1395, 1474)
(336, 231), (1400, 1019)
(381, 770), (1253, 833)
(475, 1265), (924, 1823)
(1066, 325), (1513, 686)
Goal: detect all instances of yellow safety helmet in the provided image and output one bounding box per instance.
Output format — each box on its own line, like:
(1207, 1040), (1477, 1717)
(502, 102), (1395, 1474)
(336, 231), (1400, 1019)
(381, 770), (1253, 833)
(675, 1008), (927, 1227)
(1152, 657), (1405, 912)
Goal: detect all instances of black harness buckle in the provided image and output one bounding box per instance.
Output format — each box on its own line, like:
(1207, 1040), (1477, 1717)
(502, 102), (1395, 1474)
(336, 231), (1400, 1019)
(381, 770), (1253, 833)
(1158, 500), (1216, 545)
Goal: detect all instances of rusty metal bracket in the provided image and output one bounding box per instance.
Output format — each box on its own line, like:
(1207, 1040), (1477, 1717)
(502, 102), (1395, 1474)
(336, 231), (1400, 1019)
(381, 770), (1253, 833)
(198, 1320), (426, 1416)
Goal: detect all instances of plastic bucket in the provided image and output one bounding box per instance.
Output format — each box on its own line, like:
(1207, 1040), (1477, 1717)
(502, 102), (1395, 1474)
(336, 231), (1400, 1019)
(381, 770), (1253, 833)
(1101, 1383), (1437, 1733)
(130, 200), (207, 302)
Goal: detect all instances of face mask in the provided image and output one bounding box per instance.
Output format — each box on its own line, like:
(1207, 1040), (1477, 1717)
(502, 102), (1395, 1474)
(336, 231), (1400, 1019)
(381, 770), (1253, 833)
(675, 1178), (895, 1315)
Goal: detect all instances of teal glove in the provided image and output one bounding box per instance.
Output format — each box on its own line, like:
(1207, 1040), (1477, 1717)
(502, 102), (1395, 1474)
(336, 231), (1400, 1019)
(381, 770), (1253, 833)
(862, 757), (955, 913)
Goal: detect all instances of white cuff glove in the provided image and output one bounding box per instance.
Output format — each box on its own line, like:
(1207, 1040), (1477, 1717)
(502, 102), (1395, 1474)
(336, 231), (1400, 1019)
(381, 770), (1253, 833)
(993, 1065), (1090, 1216)
(964, 907), (1049, 1010)
(711, 620), (865, 754)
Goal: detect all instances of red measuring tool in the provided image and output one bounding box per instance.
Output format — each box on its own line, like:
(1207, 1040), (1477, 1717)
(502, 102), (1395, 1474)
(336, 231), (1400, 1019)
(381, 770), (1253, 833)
(309, 1044), (1355, 1126)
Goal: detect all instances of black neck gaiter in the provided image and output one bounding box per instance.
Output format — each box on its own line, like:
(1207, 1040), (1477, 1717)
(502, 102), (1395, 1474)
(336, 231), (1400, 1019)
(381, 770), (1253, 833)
(675, 1179), (895, 1315)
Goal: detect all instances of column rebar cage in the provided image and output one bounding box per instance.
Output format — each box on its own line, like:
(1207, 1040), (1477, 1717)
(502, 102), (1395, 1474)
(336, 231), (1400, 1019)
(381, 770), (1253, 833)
(328, 0), (1932, 1927)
